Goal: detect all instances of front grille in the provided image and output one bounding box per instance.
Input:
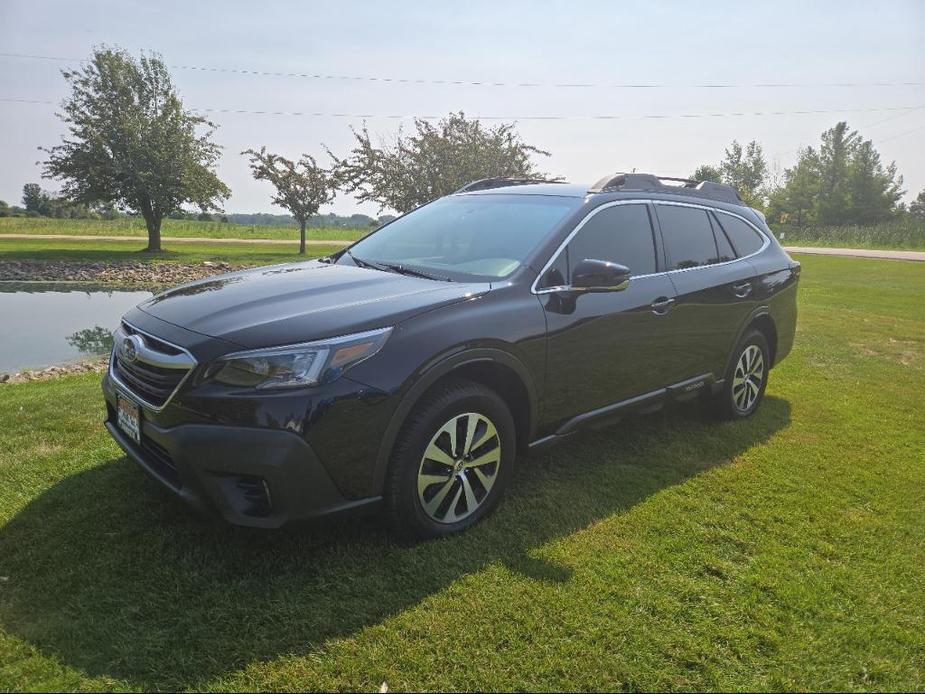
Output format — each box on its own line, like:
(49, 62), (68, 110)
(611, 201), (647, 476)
(111, 322), (195, 409)
(121, 321), (182, 356)
(114, 355), (189, 407)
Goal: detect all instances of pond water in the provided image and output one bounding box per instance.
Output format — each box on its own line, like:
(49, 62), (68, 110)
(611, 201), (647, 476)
(0, 283), (153, 373)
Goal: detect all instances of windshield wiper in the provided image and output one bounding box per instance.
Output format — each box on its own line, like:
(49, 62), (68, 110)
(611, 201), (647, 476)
(345, 249), (389, 272)
(346, 249), (452, 282)
(377, 262), (453, 282)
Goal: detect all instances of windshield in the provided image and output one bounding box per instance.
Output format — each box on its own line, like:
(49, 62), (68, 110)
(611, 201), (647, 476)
(340, 194), (581, 282)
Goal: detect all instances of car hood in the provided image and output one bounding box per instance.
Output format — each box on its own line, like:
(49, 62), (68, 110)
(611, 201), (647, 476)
(137, 260), (489, 348)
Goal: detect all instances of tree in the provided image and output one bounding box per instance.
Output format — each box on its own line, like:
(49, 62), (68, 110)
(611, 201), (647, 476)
(814, 122), (858, 225)
(720, 140), (767, 208)
(910, 190), (925, 220)
(0, 200), (9, 217)
(42, 47), (229, 251)
(22, 183), (52, 215)
(66, 326), (114, 355)
(328, 111), (556, 213)
(846, 139), (903, 225)
(768, 122), (904, 226)
(767, 148), (820, 227)
(690, 164), (723, 184)
(243, 147), (336, 254)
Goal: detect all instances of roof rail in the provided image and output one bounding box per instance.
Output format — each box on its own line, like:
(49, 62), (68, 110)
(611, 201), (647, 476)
(589, 172), (744, 206)
(455, 177), (566, 194)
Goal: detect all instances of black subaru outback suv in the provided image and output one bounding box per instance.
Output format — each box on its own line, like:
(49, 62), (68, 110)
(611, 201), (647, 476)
(103, 173), (799, 538)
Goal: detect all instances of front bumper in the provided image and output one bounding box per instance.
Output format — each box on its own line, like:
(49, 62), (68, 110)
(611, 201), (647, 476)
(103, 382), (381, 528)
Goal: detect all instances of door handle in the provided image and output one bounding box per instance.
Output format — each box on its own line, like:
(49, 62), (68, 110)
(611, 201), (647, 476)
(651, 296), (675, 315)
(733, 281), (753, 298)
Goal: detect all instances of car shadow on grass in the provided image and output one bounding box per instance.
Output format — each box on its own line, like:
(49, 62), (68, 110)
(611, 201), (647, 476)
(0, 396), (790, 690)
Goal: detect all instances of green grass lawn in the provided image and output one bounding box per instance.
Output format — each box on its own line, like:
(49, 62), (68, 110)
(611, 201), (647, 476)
(0, 237), (343, 266)
(0, 254), (923, 691)
(0, 217), (368, 243)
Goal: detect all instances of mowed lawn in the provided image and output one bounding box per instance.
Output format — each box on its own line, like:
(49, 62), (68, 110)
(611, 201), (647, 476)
(0, 237), (345, 266)
(0, 255), (922, 692)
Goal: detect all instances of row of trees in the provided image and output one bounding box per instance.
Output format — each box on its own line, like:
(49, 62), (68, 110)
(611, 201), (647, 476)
(691, 124), (918, 226)
(25, 47), (925, 254)
(36, 48), (549, 253)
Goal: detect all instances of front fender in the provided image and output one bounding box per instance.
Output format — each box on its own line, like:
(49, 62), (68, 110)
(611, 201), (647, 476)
(369, 346), (539, 494)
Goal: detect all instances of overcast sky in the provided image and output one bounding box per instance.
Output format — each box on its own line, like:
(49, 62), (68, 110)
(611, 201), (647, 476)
(1, 0), (923, 217)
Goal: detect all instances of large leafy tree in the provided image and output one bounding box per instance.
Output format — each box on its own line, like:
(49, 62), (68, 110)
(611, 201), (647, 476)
(328, 111), (556, 213)
(243, 147), (336, 255)
(769, 122), (903, 226)
(689, 141), (767, 208)
(42, 48), (229, 251)
(720, 140), (768, 208)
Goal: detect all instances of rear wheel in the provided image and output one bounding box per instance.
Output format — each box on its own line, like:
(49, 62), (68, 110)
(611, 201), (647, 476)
(385, 378), (515, 540)
(714, 329), (770, 420)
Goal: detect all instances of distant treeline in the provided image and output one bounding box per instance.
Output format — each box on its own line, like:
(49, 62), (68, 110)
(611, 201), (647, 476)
(0, 188), (397, 230)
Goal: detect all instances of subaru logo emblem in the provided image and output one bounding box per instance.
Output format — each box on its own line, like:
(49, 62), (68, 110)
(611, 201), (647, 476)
(121, 336), (139, 363)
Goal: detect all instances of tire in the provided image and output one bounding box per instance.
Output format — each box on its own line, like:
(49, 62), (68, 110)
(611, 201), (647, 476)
(713, 329), (771, 420)
(385, 378), (516, 540)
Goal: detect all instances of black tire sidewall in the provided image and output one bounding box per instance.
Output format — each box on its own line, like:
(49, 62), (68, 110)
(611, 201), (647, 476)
(387, 381), (516, 539)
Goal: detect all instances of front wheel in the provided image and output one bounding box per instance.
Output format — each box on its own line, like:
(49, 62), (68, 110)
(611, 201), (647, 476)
(385, 378), (515, 540)
(713, 329), (770, 420)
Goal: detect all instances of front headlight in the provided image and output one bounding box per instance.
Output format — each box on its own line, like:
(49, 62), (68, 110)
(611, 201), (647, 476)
(206, 327), (392, 389)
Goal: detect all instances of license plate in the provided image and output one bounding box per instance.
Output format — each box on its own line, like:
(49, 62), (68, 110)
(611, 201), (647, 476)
(117, 394), (141, 445)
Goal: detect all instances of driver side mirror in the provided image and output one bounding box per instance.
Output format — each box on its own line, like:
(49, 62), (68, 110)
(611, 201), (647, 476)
(570, 259), (631, 292)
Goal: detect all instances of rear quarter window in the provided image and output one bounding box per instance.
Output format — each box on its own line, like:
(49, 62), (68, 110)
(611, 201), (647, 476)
(714, 212), (766, 257)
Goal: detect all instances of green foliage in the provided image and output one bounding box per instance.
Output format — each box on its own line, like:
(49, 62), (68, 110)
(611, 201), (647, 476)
(910, 189), (925, 220)
(328, 111), (556, 213)
(690, 164), (723, 184)
(42, 47), (230, 251)
(0, 200), (10, 217)
(770, 219), (925, 249)
(768, 122), (903, 226)
(690, 141), (768, 208)
(720, 140), (768, 208)
(22, 183), (48, 214)
(242, 147), (336, 254)
(66, 326), (114, 355)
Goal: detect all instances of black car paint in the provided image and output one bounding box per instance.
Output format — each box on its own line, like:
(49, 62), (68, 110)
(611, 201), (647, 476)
(102, 185), (799, 528)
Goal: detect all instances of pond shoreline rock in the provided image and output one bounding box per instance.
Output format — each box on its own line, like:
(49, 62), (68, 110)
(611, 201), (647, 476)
(0, 259), (251, 289)
(2, 358), (109, 384)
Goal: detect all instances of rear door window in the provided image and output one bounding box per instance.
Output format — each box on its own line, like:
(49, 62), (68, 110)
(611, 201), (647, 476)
(714, 212), (766, 257)
(655, 205), (720, 270)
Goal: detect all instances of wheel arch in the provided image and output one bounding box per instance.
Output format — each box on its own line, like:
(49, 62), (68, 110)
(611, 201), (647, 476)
(371, 348), (538, 493)
(727, 308), (779, 376)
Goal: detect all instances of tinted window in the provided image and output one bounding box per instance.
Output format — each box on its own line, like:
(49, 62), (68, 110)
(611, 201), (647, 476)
(714, 212), (766, 257)
(565, 204), (657, 278)
(344, 194), (581, 281)
(710, 213), (736, 262)
(656, 205), (720, 270)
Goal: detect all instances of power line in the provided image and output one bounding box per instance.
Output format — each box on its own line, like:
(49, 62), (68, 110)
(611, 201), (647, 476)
(1, 51), (923, 90)
(3, 97), (923, 122)
(878, 122), (925, 143)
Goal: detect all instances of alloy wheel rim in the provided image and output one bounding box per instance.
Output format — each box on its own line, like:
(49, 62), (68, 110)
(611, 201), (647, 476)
(733, 344), (765, 411)
(417, 412), (501, 524)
